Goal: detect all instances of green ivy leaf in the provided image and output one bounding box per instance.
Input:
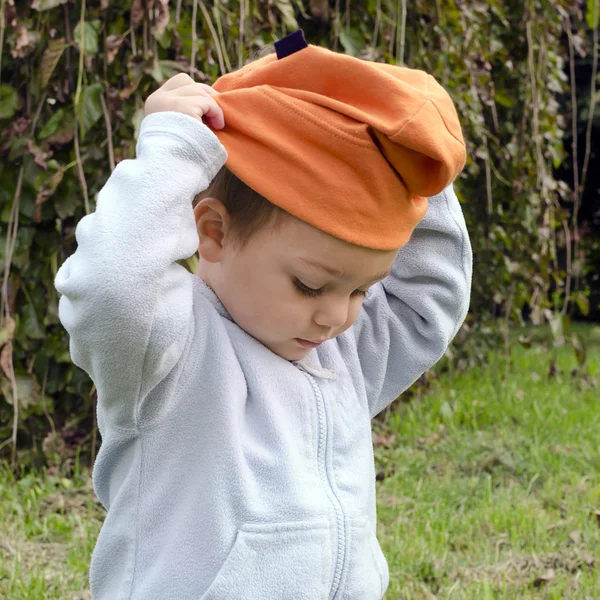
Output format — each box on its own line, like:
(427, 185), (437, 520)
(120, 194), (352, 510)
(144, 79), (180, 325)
(494, 90), (516, 108)
(0, 85), (19, 120)
(150, 60), (185, 84)
(31, 0), (69, 10)
(39, 38), (68, 89)
(74, 20), (101, 56)
(22, 304), (45, 340)
(38, 108), (65, 140)
(76, 83), (104, 139)
(339, 28), (366, 57)
(274, 0), (299, 31)
(574, 293), (590, 316)
(53, 187), (79, 219)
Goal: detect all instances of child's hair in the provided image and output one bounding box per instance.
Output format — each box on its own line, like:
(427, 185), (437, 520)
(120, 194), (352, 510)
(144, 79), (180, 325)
(193, 42), (284, 248)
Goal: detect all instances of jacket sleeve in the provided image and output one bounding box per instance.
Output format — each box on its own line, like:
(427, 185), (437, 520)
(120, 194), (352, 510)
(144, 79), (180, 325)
(54, 111), (227, 430)
(347, 184), (472, 418)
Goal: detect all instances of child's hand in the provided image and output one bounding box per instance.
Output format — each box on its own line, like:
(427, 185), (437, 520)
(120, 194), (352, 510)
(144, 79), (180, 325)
(144, 73), (225, 130)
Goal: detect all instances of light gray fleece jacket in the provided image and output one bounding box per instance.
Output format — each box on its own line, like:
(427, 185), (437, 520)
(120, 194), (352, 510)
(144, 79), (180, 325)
(55, 111), (472, 600)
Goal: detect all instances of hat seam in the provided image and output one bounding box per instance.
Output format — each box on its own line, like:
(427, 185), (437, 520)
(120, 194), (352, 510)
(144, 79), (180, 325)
(259, 87), (379, 151)
(428, 100), (465, 147)
(392, 97), (432, 140)
(396, 96), (465, 149)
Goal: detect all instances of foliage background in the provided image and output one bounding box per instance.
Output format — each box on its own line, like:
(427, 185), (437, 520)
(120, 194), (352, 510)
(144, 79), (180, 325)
(0, 0), (598, 470)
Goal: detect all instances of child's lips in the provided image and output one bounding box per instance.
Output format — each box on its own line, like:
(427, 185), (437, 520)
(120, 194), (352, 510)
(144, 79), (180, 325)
(295, 338), (326, 349)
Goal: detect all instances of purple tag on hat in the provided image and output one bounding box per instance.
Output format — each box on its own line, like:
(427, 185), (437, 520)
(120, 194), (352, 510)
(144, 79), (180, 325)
(275, 29), (308, 59)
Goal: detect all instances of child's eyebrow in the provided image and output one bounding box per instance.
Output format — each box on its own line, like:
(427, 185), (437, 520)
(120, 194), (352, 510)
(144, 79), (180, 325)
(298, 258), (390, 283)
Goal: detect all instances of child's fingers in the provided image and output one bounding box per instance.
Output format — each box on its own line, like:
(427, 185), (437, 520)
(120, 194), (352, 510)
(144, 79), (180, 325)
(196, 97), (225, 129)
(198, 83), (219, 96)
(160, 72), (196, 92)
(174, 83), (220, 97)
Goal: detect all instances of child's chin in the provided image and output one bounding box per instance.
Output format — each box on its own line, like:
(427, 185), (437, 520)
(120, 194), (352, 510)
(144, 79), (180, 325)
(268, 341), (311, 362)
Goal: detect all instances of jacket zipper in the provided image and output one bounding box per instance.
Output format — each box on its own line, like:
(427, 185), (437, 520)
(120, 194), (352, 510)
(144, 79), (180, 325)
(304, 372), (346, 600)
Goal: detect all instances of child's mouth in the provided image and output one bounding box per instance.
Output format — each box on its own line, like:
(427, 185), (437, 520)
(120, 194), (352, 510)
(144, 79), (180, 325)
(294, 338), (325, 349)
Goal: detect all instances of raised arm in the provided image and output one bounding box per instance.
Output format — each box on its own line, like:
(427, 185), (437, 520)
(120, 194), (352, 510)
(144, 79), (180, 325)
(345, 184), (472, 418)
(55, 110), (227, 430)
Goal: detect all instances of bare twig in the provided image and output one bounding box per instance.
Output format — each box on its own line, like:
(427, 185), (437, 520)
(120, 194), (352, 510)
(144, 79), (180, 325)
(72, 0), (90, 214)
(191, 0), (198, 76)
(484, 151), (492, 215)
(74, 0), (86, 112)
(199, 0), (227, 74)
(0, 84), (49, 466)
(565, 18), (579, 204)
(238, 0), (245, 68)
(373, 0), (381, 47)
(176, 0), (183, 25)
(388, 3), (395, 57)
(100, 93), (115, 171)
(561, 219), (572, 316)
(0, 0), (6, 86)
(345, 0), (350, 31)
(526, 20), (543, 187)
(580, 0), (599, 193)
(143, 17), (148, 59)
(31, 91), (48, 134)
(564, 14), (580, 305)
(1, 166), (24, 469)
(397, 0), (407, 65)
(74, 126), (90, 214)
(214, 0), (232, 73)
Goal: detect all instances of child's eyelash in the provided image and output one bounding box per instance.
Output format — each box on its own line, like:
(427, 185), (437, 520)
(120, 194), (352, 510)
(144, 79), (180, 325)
(293, 278), (322, 298)
(292, 278), (368, 299)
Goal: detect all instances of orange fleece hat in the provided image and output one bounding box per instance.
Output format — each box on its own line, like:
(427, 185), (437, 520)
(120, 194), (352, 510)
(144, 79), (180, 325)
(212, 30), (466, 250)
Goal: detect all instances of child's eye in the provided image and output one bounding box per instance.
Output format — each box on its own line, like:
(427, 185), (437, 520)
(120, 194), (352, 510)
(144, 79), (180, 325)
(293, 278), (369, 299)
(293, 278), (323, 298)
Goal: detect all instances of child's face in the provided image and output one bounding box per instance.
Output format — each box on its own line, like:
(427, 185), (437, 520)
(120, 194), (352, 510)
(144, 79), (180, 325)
(197, 205), (397, 361)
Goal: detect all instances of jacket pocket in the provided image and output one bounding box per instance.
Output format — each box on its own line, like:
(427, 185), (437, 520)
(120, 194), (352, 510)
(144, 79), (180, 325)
(200, 520), (332, 600)
(339, 517), (390, 600)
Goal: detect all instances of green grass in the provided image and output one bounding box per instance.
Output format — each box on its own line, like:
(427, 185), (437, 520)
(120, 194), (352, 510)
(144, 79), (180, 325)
(0, 324), (598, 599)
(375, 323), (600, 598)
(0, 467), (102, 599)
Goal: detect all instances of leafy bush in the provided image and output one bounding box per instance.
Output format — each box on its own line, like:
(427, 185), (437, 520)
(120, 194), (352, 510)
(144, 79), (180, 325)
(0, 0), (597, 470)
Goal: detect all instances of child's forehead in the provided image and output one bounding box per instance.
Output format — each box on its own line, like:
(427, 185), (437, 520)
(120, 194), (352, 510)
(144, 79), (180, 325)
(262, 221), (395, 282)
(296, 257), (391, 284)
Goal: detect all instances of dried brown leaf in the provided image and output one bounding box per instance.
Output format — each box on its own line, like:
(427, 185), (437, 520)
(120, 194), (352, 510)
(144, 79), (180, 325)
(0, 316), (16, 347)
(33, 168), (65, 222)
(568, 530), (582, 544)
(105, 34), (125, 65)
(152, 0), (170, 37)
(26, 139), (53, 169)
(309, 0), (329, 20)
(532, 569), (555, 587)
(0, 343), (13, 380)
(11, 26), (40, 59)
(39, 37), (67, 89)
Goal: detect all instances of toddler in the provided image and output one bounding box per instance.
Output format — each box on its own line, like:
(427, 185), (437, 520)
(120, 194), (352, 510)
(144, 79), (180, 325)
(55, 30), (472, 600)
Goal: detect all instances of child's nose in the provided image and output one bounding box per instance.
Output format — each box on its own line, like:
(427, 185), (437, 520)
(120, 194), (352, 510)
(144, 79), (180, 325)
(313, 297), (350, 330)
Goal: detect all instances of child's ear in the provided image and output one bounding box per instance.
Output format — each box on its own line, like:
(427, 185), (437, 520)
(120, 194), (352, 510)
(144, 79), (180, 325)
(194, 197), (230, 263)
